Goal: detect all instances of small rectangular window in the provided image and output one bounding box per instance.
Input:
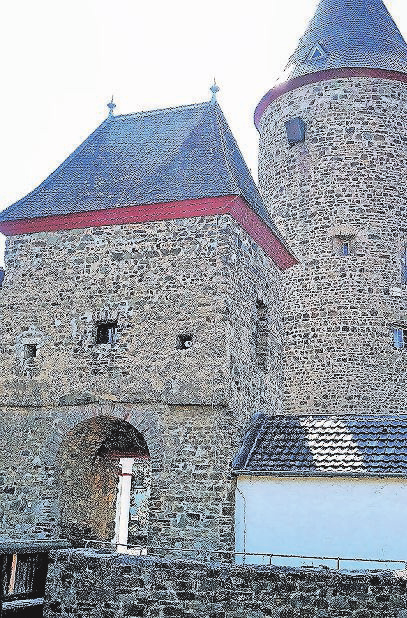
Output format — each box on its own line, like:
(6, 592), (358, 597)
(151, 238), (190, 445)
(285, 117), (306, 147)
(24, 344), (37, 359)
(393, 327), (407, 349)
(332, 235), (354, 256)
(96, 321), (117, 344)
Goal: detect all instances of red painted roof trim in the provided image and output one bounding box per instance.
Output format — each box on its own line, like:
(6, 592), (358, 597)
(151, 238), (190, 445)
(254, 67), (407, 130)
(0, 196), (297, 270)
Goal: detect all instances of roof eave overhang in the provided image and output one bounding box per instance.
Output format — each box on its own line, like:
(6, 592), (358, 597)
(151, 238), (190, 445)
(233, 469), (407, 479)
(0, 195), (297, 271)
(254, 67), (407, 131)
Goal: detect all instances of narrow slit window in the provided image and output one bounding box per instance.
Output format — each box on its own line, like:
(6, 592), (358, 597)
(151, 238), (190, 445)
(401, 246), (407, 284)
(393, 327), (407, 349)
(333, 235), (354, 256)
(24, 344), (37, 359)
(255, 300), (269, 370)
(96, 321), (117, 344)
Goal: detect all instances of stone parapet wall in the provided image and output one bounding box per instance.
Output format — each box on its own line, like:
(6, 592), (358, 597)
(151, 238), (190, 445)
(258, 78), (407, 415)
(45, 548), (407, 618)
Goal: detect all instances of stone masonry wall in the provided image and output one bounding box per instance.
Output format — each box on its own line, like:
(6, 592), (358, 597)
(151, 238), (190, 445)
(258, 78), (407, 415)
(45, 548), (407, 618)
(0, 215), (281, 413)
(0, 214), (282, 551)
(0, 401), (237, 550)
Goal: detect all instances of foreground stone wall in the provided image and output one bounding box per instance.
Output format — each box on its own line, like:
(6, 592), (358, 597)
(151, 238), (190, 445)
(258, 77), (407, 416)
(45, 549), (407, 618)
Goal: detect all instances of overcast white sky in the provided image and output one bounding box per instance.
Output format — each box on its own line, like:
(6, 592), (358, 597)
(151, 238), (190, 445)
(0, 0), (406, 266)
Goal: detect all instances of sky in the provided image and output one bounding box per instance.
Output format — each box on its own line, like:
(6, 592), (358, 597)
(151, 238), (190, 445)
(0, 0), (406, 267)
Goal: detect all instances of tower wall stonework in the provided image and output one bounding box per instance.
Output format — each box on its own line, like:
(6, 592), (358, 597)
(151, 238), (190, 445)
(0, 214), (282, 550)
(258, 77), (407, 415)
(0, 215), (281, 412)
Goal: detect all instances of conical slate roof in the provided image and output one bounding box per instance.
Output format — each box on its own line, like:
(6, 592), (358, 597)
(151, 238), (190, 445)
(0, 101), (276, 232)
(283, 0), (407, 80)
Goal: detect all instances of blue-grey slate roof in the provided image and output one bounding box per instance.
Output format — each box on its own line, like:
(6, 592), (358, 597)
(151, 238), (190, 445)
(0, 102), (276, 233)
(233, 414), (407, 476)
(282, 0), (407, 80)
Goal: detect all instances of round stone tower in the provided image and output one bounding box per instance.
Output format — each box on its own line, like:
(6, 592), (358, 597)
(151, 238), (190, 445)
(257, 0), (407, 415)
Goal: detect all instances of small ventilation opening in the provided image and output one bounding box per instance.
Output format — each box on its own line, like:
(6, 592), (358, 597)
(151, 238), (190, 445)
(177, 334), (193, 350)
(307, 43), (327, 62)
(96, 321), (117, 344)
(24, 344), (37, 359)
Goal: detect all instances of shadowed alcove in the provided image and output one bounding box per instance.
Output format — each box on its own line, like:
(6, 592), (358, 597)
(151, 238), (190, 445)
(56, 417), (151, 548)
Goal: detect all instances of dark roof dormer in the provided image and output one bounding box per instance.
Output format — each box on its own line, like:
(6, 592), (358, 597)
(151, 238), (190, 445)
(255, 0), (407, 128)
(285, 0), (407, 80)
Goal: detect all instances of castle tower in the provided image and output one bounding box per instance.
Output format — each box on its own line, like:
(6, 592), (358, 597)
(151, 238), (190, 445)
(0, 97), (294, 552)
(256, 0), (407, 415)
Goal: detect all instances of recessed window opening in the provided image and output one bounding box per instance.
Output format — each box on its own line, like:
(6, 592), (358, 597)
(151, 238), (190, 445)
(285, 117), (306, 147)
(333, 234), (354, 256)
(255, 300), (269, 371)
(177, 334), (193, 350)
(24, 344), (37, 359)
(96, 321), (117, 344)
(401, 246), (407, 284)
(393, 327), (407, 349)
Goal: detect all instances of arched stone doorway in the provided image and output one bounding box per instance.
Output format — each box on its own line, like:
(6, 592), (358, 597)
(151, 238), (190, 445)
(56, 417), (151, 549)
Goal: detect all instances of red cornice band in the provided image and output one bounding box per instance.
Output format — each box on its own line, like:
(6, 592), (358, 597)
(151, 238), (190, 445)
(254, 67), (407, 130)
(0, 195), (297, 270)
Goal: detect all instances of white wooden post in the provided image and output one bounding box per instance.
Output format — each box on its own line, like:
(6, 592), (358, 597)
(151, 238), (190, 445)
(113, 457), (134, 553)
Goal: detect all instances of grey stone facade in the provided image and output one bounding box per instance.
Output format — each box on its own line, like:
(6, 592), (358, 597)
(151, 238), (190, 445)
(258, 77), (407, 416)
(0, 214), (282, 550)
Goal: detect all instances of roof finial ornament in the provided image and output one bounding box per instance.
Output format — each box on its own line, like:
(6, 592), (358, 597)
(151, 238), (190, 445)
(210, 79), (220, 104)
(107, 95), (116, 118)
